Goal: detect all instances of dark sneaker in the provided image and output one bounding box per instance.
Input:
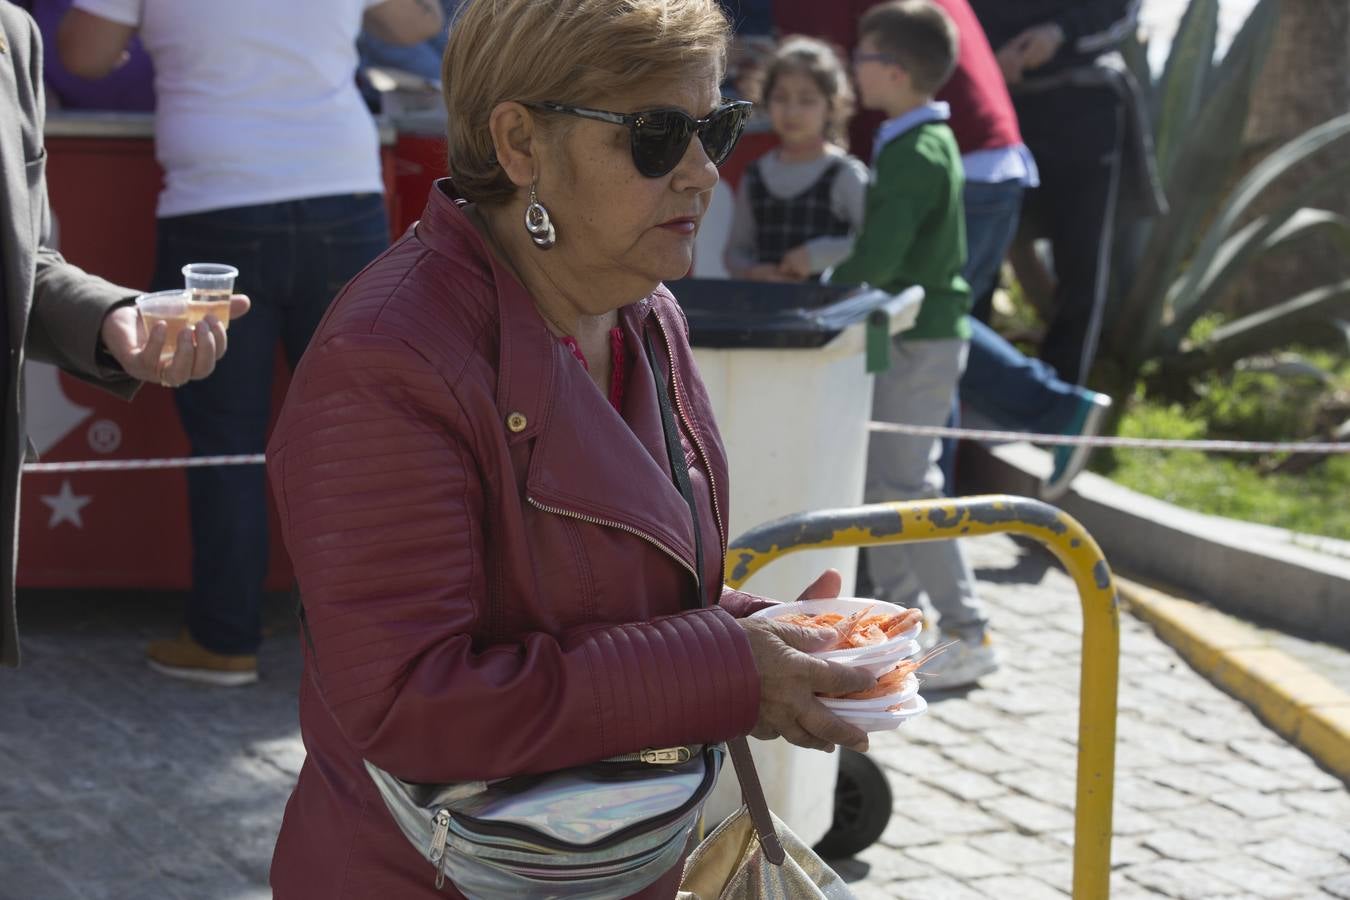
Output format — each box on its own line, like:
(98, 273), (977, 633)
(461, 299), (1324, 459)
(1041, 390), (1112, 501)
(146, 630), (258, 686)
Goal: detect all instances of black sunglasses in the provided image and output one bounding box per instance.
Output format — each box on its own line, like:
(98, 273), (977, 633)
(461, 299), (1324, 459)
(525, 99), (753, 178)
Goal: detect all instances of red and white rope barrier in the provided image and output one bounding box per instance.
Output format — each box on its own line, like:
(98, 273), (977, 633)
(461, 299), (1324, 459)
(18, 423), (1349, 475)
(23, 454), (266, 473)
(867, 421), (1350, 454)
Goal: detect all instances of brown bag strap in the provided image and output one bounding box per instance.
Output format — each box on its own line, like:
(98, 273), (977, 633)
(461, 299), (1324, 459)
(728, 737), (786, 865)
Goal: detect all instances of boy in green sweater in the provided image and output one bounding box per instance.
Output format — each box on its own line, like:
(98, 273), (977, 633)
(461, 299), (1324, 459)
(830, 0), (995, 688)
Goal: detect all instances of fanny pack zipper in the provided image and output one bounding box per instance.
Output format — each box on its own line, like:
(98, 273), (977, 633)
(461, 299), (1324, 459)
(602, 745), (696, 765)
(425, 744), (717, 878)
(430, 809), (452, 889)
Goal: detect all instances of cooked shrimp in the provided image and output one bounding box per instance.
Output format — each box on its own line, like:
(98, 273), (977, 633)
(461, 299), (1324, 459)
(845, 623), (889, 648)
(828, 606), (875, 645)
(777, 612), (843, 628)
(774, 606), (923, 649)
(843, 610), (923, 646)
(882, 609), (923, 637)
(822, 660), (919, 700)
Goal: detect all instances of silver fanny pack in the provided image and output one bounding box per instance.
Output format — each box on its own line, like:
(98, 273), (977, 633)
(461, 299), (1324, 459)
(365, 743), (723, 898)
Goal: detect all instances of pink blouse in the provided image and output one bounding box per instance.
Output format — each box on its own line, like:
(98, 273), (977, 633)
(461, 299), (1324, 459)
(558, 328), (627, 412)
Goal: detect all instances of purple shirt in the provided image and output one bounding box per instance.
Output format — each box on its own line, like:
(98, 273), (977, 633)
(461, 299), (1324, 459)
(29, 0), (155, 112)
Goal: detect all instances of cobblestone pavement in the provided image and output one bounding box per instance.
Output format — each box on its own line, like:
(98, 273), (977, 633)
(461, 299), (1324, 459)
(2, 534), (1347, 899)
(845, 536), (1350, 899)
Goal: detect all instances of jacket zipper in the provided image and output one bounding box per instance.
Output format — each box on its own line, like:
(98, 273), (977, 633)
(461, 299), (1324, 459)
(651, 315), (726, 598)
(526, 496), (697, 582)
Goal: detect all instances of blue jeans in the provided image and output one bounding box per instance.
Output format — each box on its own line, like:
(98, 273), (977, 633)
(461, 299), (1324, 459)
(942, 178), (1024, 484)
(941, 180), (1086, 490)
(962, 318), (1082, 434)
(963, 179), (1025, 305)
(151, 193), (390, 655)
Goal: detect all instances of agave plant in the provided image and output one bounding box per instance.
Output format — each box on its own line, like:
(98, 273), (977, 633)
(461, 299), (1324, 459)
(1094, 0), (1350, 393)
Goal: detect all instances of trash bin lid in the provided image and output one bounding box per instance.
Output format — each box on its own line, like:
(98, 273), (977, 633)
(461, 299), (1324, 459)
(669, 278), (897, 348)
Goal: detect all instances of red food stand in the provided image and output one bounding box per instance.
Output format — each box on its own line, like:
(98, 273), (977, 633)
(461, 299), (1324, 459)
(20, 112), (435, 590)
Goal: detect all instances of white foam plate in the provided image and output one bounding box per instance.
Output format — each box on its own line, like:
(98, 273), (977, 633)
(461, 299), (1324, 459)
(820, 673), (920, 712)
(843, 640), (922, 677)
(749, 598), (922, 660)
(835, 694), (928, 732)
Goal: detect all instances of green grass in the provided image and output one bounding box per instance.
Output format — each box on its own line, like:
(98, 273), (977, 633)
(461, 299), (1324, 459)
(995, 282), (1350, 539)
(1098, 352), (1350, 540)
(1104, 407), (1350, 540)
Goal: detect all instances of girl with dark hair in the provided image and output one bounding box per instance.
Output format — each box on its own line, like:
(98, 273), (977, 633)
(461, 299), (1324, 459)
(723, 36), (870, 282)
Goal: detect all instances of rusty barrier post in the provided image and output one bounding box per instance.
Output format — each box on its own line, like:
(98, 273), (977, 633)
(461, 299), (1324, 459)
(725, 495), (1119, 900)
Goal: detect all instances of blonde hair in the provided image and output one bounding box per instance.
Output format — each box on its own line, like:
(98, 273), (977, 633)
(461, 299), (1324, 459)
(760, 36), (855, 146)
(443, 0), (732, 205)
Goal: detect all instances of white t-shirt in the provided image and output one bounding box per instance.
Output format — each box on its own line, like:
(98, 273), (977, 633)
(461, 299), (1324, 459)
(73, 0), (387, 217)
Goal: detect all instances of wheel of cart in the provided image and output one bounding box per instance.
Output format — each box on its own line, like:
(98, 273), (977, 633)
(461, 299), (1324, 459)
(813, 748), (893, 859)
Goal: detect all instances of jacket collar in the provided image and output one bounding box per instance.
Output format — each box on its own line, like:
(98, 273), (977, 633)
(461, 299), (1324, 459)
(872, 100), (951, 161)
(414, 180), (699, 567)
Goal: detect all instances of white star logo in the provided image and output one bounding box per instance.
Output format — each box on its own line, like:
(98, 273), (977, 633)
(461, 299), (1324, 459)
(40, 480), (92, 529)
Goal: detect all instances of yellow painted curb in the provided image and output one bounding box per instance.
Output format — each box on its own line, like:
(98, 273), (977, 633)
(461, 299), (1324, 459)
(1299, 704), (1350, 782)
(1118, 577), (1350, 784)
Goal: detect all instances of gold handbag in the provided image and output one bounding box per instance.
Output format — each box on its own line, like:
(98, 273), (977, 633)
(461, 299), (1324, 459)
(677, 738), (857, 900)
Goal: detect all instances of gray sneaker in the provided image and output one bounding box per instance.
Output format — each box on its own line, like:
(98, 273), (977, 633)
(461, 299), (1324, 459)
(920, 631), (999, 689)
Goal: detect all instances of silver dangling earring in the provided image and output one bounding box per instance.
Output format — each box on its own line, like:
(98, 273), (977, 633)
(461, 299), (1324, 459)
(524, 181), (556, 250)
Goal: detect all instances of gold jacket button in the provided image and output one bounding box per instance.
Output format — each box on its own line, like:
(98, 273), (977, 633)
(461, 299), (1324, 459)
(506, 412), (528, 433)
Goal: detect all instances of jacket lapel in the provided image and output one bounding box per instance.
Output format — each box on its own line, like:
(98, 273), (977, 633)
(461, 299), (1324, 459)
(522, 303), (697, 572)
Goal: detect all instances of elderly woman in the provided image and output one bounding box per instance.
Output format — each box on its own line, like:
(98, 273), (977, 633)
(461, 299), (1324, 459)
(265, 0), (876, 896)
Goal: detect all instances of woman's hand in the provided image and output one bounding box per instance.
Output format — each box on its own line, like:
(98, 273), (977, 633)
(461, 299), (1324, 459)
(737, 569), (876, 753)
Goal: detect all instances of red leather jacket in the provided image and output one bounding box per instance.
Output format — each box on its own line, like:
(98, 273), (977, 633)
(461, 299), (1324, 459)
(266, 181), (764, 898)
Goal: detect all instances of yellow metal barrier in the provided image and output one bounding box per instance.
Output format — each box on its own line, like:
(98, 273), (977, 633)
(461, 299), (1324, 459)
(725, 494), (1119, 900)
